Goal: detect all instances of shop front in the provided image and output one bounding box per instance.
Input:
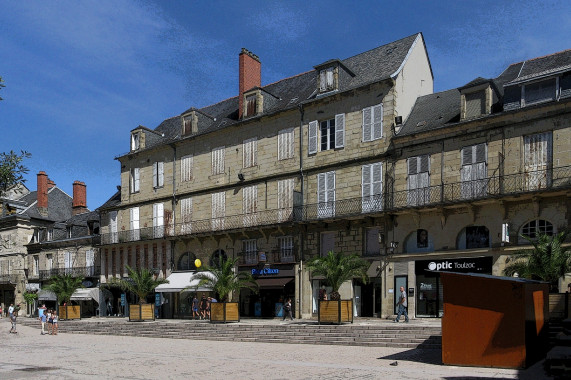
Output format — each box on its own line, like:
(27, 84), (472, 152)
(415, 256), (493, 318)
(240, 264), (295, 318)
(154, 271), (213, 319)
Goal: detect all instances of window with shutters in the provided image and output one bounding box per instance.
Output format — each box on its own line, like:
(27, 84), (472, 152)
(243, 185), (258, 227)
(46, 254), (53, 275)
(319, 67), (335, 92)
(130, 168), (140, 193)
(47, 228), (53, 241)
(64, 251), (73, 274)
(182, 115), (192, 136)
(211, 147), (225, 175)
(308, 114), (345, 154)
(130, 207), (140, 241)
(464, 91), (486, 119)
(523, 79), (557, 106)
(317, 171), (335, 218)
(211, 192), (225, 230)
(320, 232), (335, 257)
(407, 155), (430, 206)
(153, 203), (164, 238)
(245, 94), (257, 117)
(86, 250), (95, 276)
(362, 162), (383, 213)
(278, 178), (294, 222)
(364, 228), (381, 256)
(362, 104), (383, 142)
(181, 154), (193, 182)
(243, 137), (257, 168)
(460, 143), (487, 199)
(279, 236), (294, 263)
(521, 219), (554, 240)
(278, 128), (294, 160)
(131, 132), (140, 151)
(153, 161), (164, 189)
(524, 132), (552, 190)
(243, 239), (257, 265)
(109, 211), (118, 244)
(33, 256), (39, 276)
(180, 197), (193, 234)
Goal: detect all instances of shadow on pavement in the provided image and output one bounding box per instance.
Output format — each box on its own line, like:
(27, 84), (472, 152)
(378, 348), (442, 365)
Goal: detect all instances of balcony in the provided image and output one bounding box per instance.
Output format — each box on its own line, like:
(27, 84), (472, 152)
(97, 166), (571, 244)
(237, 250), (298, 266)
(39, 266), (101, 280)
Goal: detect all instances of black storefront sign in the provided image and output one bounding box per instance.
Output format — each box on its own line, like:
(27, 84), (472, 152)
(415, 256), (493, 275)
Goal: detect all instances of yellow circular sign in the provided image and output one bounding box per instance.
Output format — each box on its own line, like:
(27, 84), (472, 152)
(194, 259), (202, 268)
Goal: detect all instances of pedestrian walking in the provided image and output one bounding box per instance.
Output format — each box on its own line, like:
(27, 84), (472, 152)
(9, 308), (17, 333)
(8, 303), (14, 317)
(394, 286), (409, 323)
(199, 295), (208, 320)
(0, 305), (3, 318)
(192, 295), (199, 320)
(47, 309), (53, 334)
(282, 298), (293, 321)
(52, 311), (58, 335)
(40, 310), (47, 334)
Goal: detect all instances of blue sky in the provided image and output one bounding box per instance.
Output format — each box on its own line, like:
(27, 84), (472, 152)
(1, 0), (570, 209)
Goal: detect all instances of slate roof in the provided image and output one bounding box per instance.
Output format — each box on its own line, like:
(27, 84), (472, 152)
(127, 33), (425, 153)
(18, 187), (75, 222)
(97, 190), (121, 210)
(398, 49), (570, 137)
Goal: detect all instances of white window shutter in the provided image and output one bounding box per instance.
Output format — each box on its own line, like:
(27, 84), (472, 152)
(372, 104), (383, 139)
(362, 107), (372, 142)
(372, 162), (383, 197)
(335, 113), (345, 148)
(153, 163), (158, 188)
(317, 173), (326, 204)
(462, 147), (472, 166)
(130, 207), (139, 230)
(181, 154), (193, 182)
(362, 164), (372, 198)
(309, 121), (318, 154)
(408, 158), (418, 175)
(109, 211), (118, 233)
(158, 162), (164, 187)
(326, 171), (335, 203)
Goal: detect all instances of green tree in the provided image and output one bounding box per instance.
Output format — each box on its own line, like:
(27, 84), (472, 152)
(46, 274), (84, 305)
(107, 266), (169, 304)
(307, 251), (370, 301)
(0, 150), (32, 195)
(191, 256), (258, 302)
(503, 231), (571, 292)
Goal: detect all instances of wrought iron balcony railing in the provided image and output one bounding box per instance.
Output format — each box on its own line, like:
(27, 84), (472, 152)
(39, 266), (101, 280)
(97, 166), (571, 244)
(237, 250), (298, 266)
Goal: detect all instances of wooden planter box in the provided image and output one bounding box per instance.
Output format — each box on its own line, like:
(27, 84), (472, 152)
(210, 302), (239, 323)
(318, 300), (353, 324)
(129, 304), (155, 321)
(59, 305), (81, 320)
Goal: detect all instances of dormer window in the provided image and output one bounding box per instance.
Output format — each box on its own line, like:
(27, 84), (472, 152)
(523, 78), (557, 106)
(131, 132), (140, 151)
(319, 67), (335, 92)
(460, 81), (495, 120)
(464, 91), (486, 119)
(243, 90), (263, 118)
(246, 94), (256, 116)
(182, 112), (198, 136)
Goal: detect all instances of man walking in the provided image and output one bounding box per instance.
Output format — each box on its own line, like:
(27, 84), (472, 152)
(40, 310), (47, 335)
(8, 303), (14, 317)
(394, 286), (409, 323)
(9, 306), (17, 333)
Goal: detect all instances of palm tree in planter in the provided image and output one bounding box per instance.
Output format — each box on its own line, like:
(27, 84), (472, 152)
(503, 231), (571, 293)
(192, 255), (258, 323)
(108, 265), (169, 321)
(46, 274), (84, 320)
(307, 251), (369, 324)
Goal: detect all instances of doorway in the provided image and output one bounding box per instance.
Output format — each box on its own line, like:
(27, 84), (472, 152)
(394, 275), (407, 314)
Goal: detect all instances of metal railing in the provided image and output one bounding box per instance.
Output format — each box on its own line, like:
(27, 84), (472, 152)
(236, 250), (298, 266)
(38, 266), (101, 280)
(98, 166), (571, 245)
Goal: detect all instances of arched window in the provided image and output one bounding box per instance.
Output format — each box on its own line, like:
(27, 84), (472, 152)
(403, 229), (433, 253)
(177, 252), (197, 271)
(521, 219), (553, 239)
(210, 249), (227, 268)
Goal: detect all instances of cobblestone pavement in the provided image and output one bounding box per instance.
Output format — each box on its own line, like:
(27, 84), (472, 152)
(1, 320), (550, 379)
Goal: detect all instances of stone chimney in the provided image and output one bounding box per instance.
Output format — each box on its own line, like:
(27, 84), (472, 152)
(238, 48), (261, 119)
(37, 171), (48, 217)
(72, 181), (88, 216)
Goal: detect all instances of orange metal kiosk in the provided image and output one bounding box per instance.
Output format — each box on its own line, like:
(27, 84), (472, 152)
(441, 272), (549, 369)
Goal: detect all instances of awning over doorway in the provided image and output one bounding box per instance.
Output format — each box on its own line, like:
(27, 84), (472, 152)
(70, 288), (100, 303)
(155, 272), (214, 293)
(38, 289), (57, 301)
(255, 277), (293, 290)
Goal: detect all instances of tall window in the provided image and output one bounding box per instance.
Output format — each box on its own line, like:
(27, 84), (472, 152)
(278, 128), (294, 160)
(362, 162), (383, 213)
(33, 256), (39, 276)
(362, 104), (383, 142)
(153, 162), (164, 188)
(279, 236), (294, 263)
(524, 132), (552, 190)
(521, 219), (553, 239)
(245, 94), (257, 117)
(109, 211), (118, 244)
(46, 254), (53, 275)
(86, 249), (95, 276)
(319, 67), (334, 92)
(365, 228), (381, 256)
(130, 207), (140, 241)
(180, 197), (193, 234)
(153, 203), (164, 238)
(131, 132), (140, 151)
(182, 115), (192, 136)
(278, 178), (294, 222)
(243, 239), (257, 265)
(320, 232), (335, 257)
(64, 251), (72, 275)
(243, 185), (258, 227)
(243, 137), (257, 168)
(308, 114), (345, 154)
(317, 171), (335, 218)
(461, 143), (487, 199)
(130, 168), (140, 193)
(407, 155), (430, 206)
(211, 192), (225, 230)
(181, 154), (193, 182)
(211, 147), (225, 175)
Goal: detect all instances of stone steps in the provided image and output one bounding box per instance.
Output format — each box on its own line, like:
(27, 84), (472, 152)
(17, 318), (442, 349)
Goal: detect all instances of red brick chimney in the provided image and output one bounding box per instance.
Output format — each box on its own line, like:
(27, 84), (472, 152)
(47, 178), (56, 189)
(72, 181), (87, 216)
(37, 171), (48, 216)
(238, 48), (261, 119)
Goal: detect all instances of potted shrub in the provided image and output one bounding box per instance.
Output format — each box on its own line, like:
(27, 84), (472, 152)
(307, 251), (369, 324)
(108, 265), (169, 321)
(46, 274), (84, 320)
(192, 256), (258, 323)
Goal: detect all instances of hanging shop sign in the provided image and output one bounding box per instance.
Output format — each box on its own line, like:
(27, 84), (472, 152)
(415, 256), (493, 275)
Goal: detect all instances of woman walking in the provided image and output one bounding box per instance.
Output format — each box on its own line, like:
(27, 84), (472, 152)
(52, 311), (58, 335)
